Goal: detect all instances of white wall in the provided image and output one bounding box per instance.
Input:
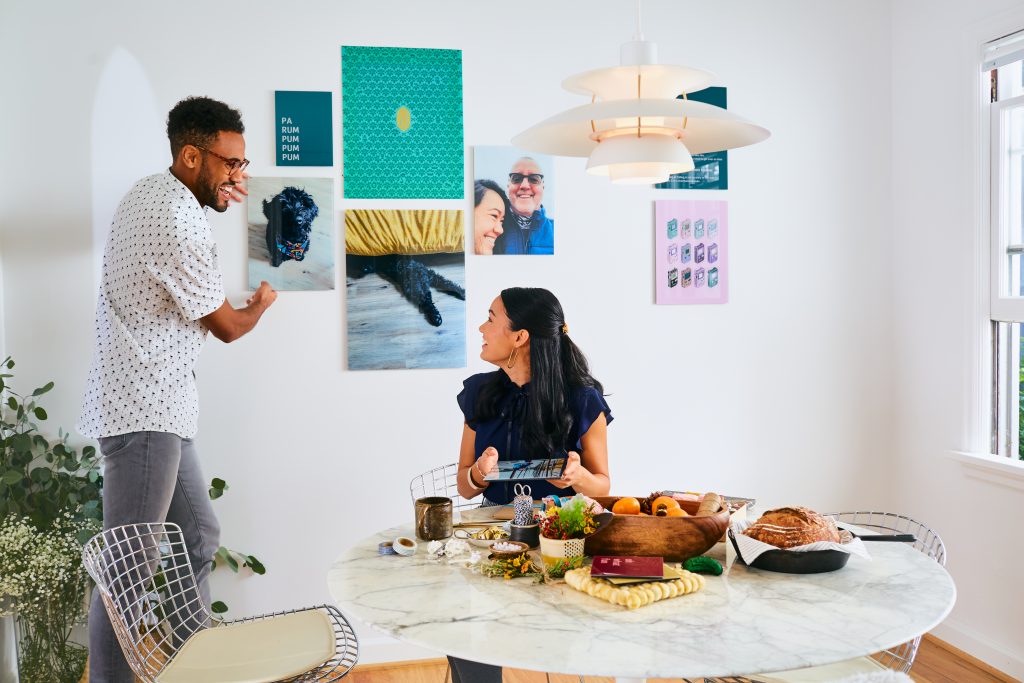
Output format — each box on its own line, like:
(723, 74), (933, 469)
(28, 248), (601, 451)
(0, 0), (900, 666)
(891, 0), (1024, 678)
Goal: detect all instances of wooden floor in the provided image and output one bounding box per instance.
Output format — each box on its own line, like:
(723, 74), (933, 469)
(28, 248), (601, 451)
(345, 636), (1017, 683)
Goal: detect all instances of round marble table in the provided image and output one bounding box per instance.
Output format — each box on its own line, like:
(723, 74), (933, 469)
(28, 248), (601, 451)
(327, 525), (956, 681)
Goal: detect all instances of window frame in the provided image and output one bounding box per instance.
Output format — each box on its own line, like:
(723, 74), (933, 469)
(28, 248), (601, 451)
(985, 30), (1024, 462)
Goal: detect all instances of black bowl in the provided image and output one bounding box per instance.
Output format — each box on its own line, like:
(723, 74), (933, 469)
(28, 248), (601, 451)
(729, 529), (850, 574)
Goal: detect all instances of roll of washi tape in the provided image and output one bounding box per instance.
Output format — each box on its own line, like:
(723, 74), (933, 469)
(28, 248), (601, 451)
(393, 536), (418, 556)
(378, 541), (397, 555)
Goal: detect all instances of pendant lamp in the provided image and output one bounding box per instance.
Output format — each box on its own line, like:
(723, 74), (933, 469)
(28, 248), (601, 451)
(511, 1), (770, 185)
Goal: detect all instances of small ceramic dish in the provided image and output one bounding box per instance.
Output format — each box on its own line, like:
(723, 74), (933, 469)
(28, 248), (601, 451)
(488, 540), (529, 559)
(454, 527), (510, 548)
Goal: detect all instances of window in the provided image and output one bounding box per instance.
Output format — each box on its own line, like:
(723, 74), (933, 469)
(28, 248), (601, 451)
(987, 30), (1024, 459)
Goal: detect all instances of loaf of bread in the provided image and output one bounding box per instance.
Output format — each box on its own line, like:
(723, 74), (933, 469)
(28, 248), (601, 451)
(742, 506), (840, 548)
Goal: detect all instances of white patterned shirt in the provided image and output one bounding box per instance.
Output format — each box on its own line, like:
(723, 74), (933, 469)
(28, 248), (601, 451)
(78, 170), (225, 439)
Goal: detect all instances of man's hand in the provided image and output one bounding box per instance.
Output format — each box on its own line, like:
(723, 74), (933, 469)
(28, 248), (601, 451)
(227, 172), (250, 204)
(247, 281), (277, 309)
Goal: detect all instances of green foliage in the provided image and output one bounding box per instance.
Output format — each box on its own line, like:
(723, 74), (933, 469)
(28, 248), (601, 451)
(0, 357), (102, 532)
(207, 477), (265, 615)
(542, 555), (583, 579)
(539, 494), (597, 540)
(0, 358), (99, 683)
(208, 477), (228, 499)
(1019, 355), (1024, 460)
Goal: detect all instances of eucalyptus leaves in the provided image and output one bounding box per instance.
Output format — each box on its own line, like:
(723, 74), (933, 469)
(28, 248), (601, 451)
(0, 357), (102, 531)
(207, 477), (266, 614)
(0, 357), (100, 683)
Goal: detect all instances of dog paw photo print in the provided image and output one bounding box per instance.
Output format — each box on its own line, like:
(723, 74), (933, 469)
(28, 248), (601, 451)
(247, 176), (335, 290)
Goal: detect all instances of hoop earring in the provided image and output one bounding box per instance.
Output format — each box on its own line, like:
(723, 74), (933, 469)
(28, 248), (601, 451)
(506, 348), (518, 369)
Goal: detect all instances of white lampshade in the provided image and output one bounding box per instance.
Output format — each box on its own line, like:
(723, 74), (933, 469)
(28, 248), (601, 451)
(563, 63), (716, 100)
(512, 98), (770, 157)
(586, 134), (694, 184)
(510, 12), (770, 187)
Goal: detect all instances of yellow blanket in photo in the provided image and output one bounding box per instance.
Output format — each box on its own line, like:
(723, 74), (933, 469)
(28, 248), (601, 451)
(345, 209), (464, 256)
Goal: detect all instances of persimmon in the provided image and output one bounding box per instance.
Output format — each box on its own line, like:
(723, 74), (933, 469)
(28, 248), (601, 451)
(611, 497), (641, 515)
(651, 496), (681, 515)
(664, 507), (688, 517)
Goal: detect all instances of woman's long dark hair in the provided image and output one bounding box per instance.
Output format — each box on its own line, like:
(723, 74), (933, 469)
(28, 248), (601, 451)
(473, 178), (509, 209)
(475, 287), (604, 458)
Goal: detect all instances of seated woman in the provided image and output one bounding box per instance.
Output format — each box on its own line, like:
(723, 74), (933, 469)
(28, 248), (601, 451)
(449, 287), (612, 683)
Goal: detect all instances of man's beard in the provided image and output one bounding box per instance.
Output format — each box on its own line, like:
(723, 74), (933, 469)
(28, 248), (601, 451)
(196, 165), (228, 212)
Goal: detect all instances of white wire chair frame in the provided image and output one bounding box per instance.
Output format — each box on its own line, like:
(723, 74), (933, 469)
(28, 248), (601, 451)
(82, 522), (359, 683)
(409, 462), (478, 511)
(697, 511), (946, 683)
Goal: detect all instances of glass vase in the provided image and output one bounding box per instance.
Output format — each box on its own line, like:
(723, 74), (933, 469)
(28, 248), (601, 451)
(14, 587), (89, 683)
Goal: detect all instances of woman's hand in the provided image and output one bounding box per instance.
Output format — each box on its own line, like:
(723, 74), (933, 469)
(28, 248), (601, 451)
(476, 447), (499, 478)
(549, 452), (587, 489)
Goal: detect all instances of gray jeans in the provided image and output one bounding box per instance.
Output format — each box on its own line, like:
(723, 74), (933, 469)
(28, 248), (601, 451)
(88, 431), (220, 683)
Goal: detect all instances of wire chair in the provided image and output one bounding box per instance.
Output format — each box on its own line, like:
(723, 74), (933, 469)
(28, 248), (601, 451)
(699, 512), (946, 683)
(409, 463), (478, 512)
(82, 522), (358, 683)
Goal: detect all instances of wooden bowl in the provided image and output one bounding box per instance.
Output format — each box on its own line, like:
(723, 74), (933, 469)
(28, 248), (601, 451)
(583, 496), (731, 562)
(488, 540), (529, 559)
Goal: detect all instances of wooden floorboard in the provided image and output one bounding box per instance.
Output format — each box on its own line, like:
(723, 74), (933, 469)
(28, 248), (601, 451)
(346, 635), (1018, 682)
(345, 253), (466, 370)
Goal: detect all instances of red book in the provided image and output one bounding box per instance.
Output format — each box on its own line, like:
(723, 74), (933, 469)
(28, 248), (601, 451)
(590, 555), (665, 579)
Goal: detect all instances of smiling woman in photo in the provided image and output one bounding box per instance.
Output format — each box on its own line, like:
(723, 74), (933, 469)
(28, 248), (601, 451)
(472, 179), (508, 255)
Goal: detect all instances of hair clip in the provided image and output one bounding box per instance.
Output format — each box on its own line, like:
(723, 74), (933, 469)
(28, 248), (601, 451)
(561, 323), (569, 335)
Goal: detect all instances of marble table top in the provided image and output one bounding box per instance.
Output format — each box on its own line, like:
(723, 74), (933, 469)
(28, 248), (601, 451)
(327, 525), (956, 679)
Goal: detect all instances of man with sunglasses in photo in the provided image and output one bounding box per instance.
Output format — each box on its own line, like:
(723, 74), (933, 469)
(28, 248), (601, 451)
(78, 96), (277, 683)
(494, 156), (554, 255)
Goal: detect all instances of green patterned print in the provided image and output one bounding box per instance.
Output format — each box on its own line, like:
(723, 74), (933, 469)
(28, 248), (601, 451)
(342, 46), (464, 199)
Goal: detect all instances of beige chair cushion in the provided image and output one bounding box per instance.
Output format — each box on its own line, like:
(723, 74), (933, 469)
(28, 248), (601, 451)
(753, 655), (888, 682)
(157, 610), (335, 683)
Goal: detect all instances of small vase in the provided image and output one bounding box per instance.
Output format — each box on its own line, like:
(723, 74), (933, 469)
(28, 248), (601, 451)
(539, 535), (586, 570)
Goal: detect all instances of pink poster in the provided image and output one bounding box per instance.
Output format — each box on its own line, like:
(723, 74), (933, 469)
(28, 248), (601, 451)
(655, 200), (728, 305)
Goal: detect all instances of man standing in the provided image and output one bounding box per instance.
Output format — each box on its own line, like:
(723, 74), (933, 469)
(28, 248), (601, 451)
(78, 96), (276, 682)
(494, 156), (554, 255)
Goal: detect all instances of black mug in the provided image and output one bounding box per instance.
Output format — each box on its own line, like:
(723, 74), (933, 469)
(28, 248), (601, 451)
(509, 522), (540, 549)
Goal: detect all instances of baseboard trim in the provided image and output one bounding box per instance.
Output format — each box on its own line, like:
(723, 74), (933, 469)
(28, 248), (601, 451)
(351, 657), (447, 673)
(927, 620), (1023, 682)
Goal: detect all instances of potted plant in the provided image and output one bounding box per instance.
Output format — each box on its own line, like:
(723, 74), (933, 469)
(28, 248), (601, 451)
(538, 494), (598, 576)
(0, 357), (102, 683)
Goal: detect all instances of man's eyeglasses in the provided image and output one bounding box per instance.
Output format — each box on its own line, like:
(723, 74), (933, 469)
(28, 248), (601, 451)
(509, 172), (544, 186)
(194, 145), (250, 174)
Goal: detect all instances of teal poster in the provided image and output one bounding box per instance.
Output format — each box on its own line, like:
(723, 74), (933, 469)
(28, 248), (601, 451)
(275, 91), (333, 167)
(655, 87), (728, 190)
(342, 46), (464, 199)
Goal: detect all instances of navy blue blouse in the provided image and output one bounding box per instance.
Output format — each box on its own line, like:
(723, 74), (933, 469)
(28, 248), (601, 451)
(457, 371), (613, 505)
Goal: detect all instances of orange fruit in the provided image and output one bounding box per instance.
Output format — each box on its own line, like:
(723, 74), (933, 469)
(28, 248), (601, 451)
(651, 496), (681, 515)
(611, 497), (641, 515)
(664, 507), (689, 517)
